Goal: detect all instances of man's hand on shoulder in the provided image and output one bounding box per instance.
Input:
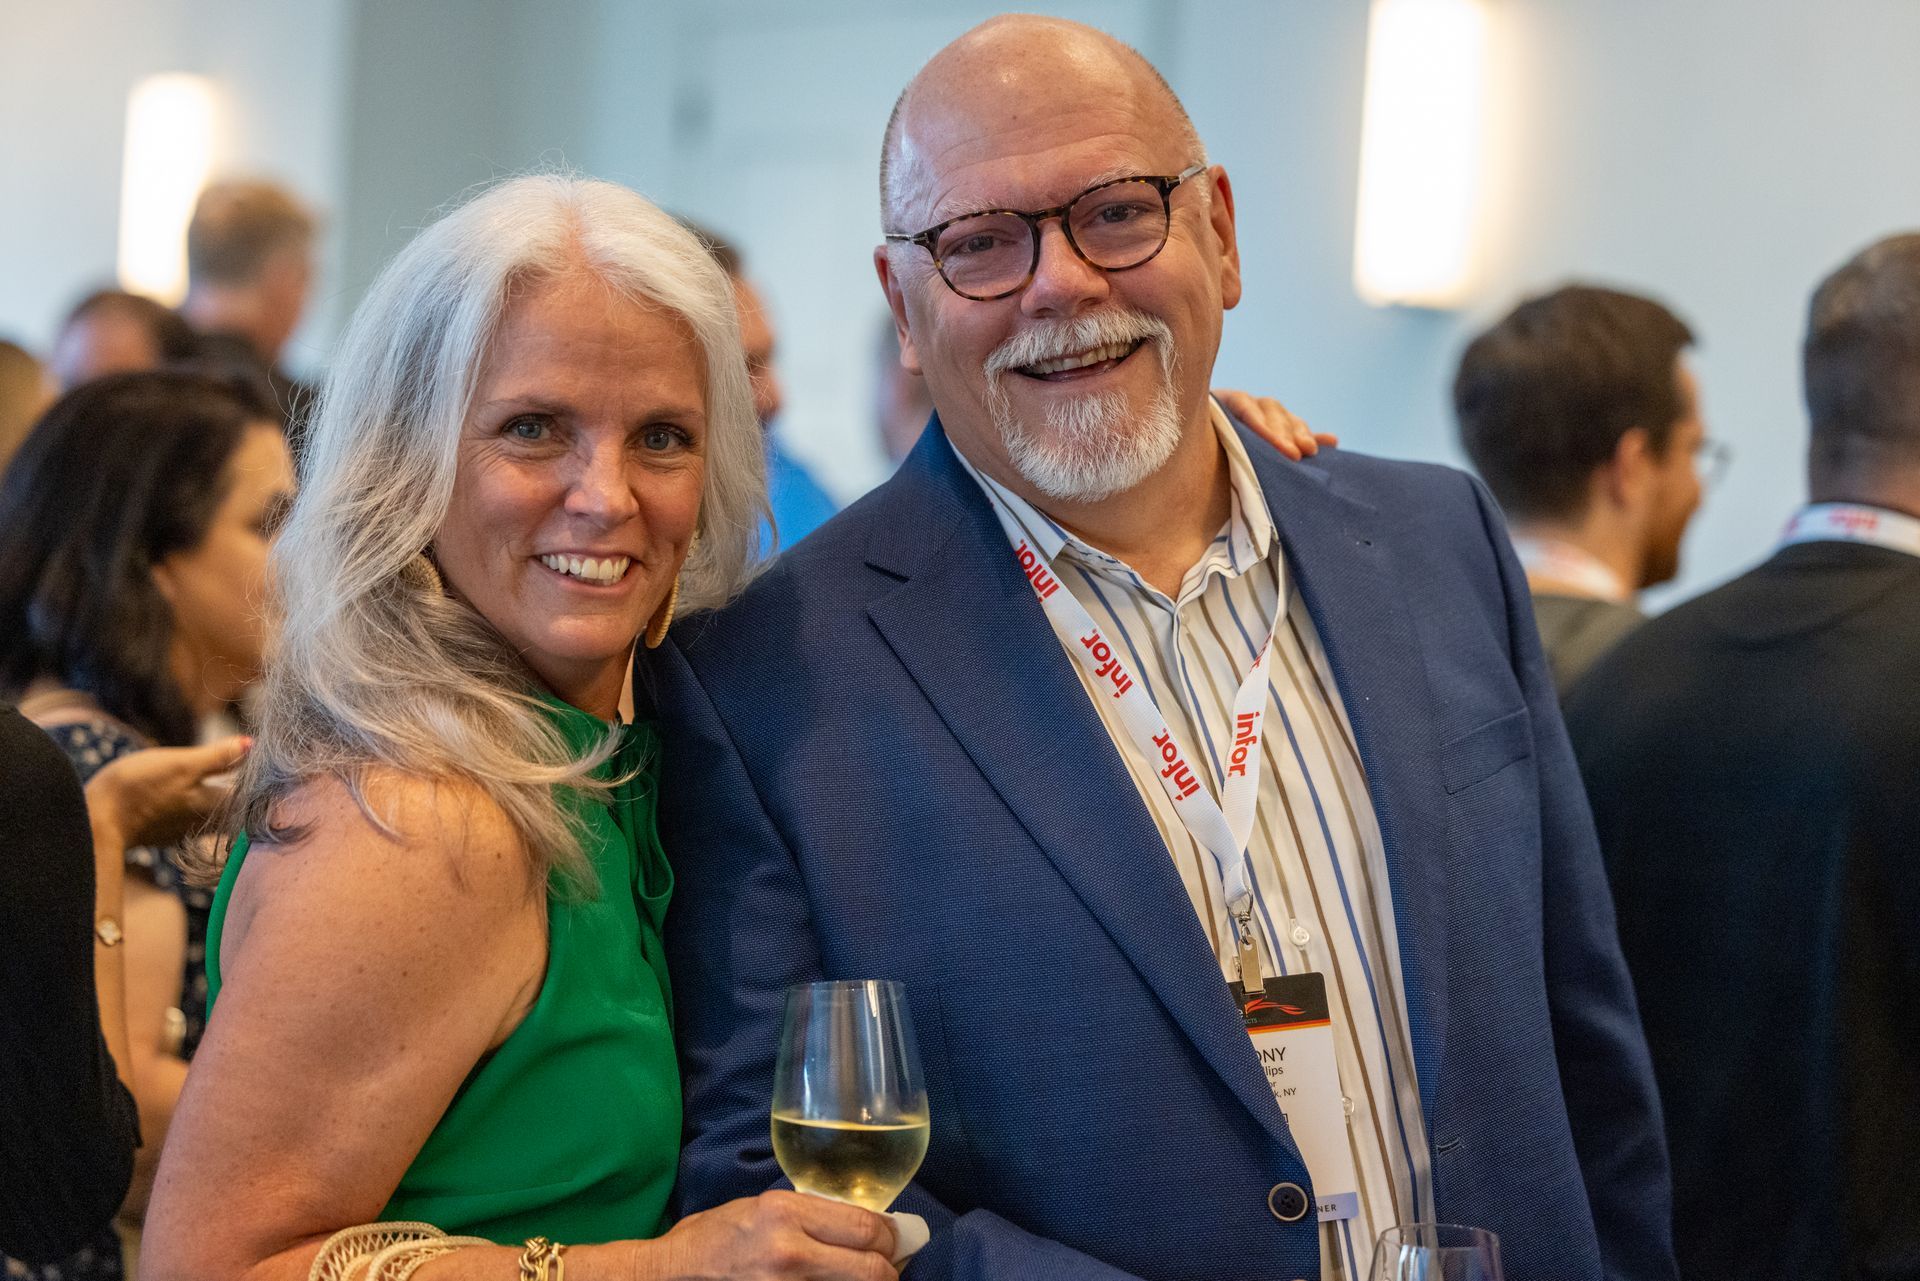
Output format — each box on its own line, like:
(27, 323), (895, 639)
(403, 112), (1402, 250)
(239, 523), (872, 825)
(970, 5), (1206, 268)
(1212, 387), (1339, 460)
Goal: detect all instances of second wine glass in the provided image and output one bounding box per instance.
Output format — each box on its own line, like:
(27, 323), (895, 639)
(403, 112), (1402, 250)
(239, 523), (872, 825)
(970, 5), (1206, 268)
(771, 979), (930, 1212)
(1370, 1222), (1503, 1281)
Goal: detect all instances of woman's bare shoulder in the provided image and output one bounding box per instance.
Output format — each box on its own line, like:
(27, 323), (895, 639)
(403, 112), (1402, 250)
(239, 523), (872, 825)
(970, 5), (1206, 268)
(223, 767), (541, 966)
(261, 767), (534, 893)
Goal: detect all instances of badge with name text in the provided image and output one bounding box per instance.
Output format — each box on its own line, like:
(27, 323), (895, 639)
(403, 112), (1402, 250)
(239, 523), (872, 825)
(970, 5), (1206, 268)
(1234, 972), (1359, 1223)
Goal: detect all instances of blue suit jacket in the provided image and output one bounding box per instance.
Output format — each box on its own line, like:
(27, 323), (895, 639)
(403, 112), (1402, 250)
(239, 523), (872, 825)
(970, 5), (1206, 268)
(644, 421), (1676, 1281)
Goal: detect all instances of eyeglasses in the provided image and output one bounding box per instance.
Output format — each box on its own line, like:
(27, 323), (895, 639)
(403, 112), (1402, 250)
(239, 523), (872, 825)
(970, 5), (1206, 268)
(1695, 437), (1732, 488)
(885, 165), (1207, 301)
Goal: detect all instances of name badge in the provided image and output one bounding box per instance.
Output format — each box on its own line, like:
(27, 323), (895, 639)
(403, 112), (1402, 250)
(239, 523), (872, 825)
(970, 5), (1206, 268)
(1234, 972), (1360, 1222)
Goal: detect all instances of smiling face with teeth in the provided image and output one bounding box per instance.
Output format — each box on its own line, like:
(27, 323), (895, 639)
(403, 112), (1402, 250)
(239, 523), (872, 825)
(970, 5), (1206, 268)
(876, 21), (1242, 511)
(433, 264), (706, 717)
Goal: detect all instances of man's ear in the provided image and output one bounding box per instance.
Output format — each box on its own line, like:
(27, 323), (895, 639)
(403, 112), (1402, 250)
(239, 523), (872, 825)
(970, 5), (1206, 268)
(1208, 166), (1243, 312)
(873, 246), (924, 375)
(1604, 426), (1657, 508)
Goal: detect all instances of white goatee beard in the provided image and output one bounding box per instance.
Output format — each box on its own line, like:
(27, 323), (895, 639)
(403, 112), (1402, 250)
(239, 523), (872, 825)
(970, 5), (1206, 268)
(983, 312), (1184, 503)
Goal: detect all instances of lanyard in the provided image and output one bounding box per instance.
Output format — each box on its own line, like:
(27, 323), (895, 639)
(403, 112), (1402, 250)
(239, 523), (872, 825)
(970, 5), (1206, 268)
(1509, 535), (1632, 603)
(1779, 503), (1920, 559)
(985, 495), (1280, 988)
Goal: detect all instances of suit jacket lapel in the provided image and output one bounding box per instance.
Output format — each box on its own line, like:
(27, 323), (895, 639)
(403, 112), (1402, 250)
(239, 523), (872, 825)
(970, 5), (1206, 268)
(1239, 431), (1450, 1120)
(865, 426), (1300, 1152)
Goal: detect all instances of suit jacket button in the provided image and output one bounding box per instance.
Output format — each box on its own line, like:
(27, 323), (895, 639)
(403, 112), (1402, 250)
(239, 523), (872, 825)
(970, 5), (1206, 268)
(1267, 1181), (1309, 1222)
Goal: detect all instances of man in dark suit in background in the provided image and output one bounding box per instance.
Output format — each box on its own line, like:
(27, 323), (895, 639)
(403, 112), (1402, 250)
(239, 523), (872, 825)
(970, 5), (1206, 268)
(1566, 232), (1920, 1280)
(649, 15), (1674, 1281)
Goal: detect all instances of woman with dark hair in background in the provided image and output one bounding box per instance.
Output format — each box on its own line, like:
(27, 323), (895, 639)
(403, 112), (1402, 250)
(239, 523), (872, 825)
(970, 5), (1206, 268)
(0, 370), (294, 1280)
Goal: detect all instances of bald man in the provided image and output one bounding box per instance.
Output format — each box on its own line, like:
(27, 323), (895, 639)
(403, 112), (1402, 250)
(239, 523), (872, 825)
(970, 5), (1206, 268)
(648, 17), (1674, 1281)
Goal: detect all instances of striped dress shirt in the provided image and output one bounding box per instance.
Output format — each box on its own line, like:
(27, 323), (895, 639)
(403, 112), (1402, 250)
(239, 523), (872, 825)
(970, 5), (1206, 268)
(955, 407), (1433, 1278)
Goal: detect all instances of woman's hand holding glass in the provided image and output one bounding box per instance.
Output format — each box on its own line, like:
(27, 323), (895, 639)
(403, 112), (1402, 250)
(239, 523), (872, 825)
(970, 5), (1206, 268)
(772, 980), (929, 1215)
(645, 979), (928, 1281)
(637, 1190), (900, 1281)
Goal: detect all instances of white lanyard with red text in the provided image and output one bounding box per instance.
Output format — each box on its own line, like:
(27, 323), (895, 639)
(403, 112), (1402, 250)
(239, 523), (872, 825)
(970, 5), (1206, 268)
(993, 511), (1280, 989)
(1779, 503), (1920, 559)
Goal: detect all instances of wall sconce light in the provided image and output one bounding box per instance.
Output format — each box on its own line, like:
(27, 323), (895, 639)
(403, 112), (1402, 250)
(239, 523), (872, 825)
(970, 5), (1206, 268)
(117, 73), (219, 305)
(1352, 0), (1490, 309)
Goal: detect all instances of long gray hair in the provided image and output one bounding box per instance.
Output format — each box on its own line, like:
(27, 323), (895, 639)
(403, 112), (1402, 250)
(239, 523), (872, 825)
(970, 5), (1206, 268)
(229, 174), (765, 882)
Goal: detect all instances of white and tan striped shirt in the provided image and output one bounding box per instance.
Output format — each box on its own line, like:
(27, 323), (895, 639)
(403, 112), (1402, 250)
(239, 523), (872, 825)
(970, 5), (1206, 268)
(955, 406), (1433, 1278)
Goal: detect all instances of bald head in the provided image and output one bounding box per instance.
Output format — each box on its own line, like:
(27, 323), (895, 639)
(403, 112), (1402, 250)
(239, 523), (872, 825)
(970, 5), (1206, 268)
(870, 14), (1241, 513)
(879, 15), (1204, 229)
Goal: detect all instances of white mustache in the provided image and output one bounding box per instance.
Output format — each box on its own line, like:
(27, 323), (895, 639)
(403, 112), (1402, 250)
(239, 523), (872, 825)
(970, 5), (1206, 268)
(984, 311), (1174, 379)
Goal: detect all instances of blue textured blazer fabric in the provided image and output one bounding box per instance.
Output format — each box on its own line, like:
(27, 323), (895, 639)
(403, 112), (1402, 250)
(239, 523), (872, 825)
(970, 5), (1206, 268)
(644, 420), (1678, 1281)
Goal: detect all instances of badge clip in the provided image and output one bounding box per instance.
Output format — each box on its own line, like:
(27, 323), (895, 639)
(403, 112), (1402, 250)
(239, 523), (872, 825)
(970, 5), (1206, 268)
(1232, 902), (1263, 992)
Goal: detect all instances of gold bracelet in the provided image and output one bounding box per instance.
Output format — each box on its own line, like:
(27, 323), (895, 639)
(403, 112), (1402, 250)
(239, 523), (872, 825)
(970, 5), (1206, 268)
(309, 1223), (444, 1281)
(518, 1237), (567, 1281)
(367, 1239), (473, 1281)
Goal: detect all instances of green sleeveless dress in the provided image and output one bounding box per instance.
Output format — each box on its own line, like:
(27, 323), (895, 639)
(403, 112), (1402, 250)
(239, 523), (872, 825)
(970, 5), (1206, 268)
(204, 699), (680, 1244)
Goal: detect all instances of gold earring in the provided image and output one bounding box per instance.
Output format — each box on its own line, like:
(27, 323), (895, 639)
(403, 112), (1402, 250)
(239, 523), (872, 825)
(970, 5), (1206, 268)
(406, 550), (444, 596)
(644, 574), (681, 649)
(644, 531), (697, 649)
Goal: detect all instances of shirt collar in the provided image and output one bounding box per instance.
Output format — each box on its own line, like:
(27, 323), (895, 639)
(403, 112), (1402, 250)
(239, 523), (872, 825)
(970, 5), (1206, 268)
(1213, 399), (1277, 565)
(1508, 534), (1635, 604)
(950, 398), (1277, 583)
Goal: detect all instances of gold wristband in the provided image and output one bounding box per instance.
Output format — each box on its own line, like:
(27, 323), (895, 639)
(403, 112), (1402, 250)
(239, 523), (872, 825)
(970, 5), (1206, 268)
(518, 1237), (567, 1281)
(306, 1222), (485, 1281)
(366, 1239), (474, 1281)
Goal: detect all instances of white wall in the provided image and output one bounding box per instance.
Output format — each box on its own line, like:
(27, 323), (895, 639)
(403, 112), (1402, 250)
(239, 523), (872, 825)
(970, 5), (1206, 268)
(333, 0), (682, 320)
(0, 0), (351, 375)
(8, 0), (1918, 600)
(1177, 0), (1920, 602)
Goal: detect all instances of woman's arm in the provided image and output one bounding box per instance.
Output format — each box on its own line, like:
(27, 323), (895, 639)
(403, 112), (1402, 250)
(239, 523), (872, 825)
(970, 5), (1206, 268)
(140, 770), (552, 1281)
(78, 735), (250, 1220)
(115, 875), (188, 1218)
(85, 790), (135, 1095)
(141, 767), (902, 1281)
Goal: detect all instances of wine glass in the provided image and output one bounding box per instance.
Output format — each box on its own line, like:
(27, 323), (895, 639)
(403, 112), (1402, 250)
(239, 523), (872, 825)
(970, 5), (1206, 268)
(1369, 1223), (1503, 1281)
(771, 979), (930, 1212)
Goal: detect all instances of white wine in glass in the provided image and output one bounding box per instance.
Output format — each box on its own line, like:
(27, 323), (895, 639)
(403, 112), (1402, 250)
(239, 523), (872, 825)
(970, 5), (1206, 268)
(771, 979), (930, 1212)
(1370, 1223), (1503, 1281)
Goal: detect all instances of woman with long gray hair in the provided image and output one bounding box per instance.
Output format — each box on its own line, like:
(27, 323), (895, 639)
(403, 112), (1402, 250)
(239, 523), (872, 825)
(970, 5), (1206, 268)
(140, 176), (904, 1281)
